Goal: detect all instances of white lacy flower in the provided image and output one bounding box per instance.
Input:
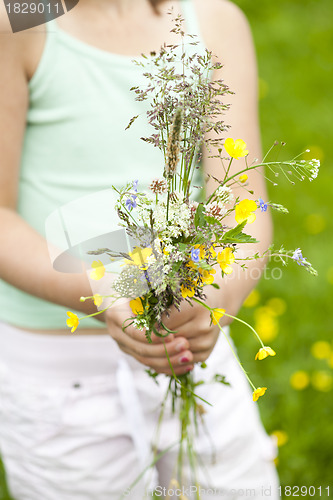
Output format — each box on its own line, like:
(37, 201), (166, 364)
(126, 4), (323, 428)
(153, 198), (192, 238)
(215, 185), (234, 204)
(205, 201), (227, 219)
(309, 159), (320, 180)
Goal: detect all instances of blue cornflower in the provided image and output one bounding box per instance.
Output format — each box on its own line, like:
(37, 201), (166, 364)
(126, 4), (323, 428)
(125, 195), (137, 211)
(292, 248), (306, 266)
(258, 198), (268, 212)
(132, 179), (139, 192)
(191, 248), (200, 263)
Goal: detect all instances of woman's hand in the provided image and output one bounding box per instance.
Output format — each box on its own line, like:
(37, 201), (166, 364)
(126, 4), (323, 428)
(161, 284), (229, 365)
(105, 281), (231, 376)
(105, 300), (195, 376)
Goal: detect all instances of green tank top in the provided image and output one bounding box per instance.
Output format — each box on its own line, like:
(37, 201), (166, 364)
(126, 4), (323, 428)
(0, 0), (206, 328)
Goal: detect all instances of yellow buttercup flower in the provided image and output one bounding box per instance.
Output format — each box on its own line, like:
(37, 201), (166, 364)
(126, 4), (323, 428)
(235, 199), (257, 224)
(211, 308), (226, 325)
(255, 346), (276, 360)
(93, 294), (103, 307)
(90, 260), (106, 280)
(217, 247), (235, 274)
(252, 387), (267, 402)
(239, 174), (248, 183)
(199, 267), (216, 285)
(224, 138), (249, 159)
(66, 311), (79, 333)
(181, 285), (195, 298)
(129, 297), (144, 315)
(123, 246), (153, 270)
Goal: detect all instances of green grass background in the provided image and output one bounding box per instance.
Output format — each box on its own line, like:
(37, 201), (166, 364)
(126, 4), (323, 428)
(1, 0), (332, 498)
(230, 0), (333, 494)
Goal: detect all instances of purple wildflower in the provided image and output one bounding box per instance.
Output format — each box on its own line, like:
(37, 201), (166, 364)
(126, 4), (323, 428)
(292, 248), (306, 266)
(258, 198), (268, 212)
(132, 179), (139, 192)
(191, 248), (200, 263)
(125, 195), (137, 211)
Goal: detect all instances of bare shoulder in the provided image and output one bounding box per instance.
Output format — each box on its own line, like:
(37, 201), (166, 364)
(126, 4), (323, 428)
(194, 0), (253, 54)
(0, 3), (45, 81)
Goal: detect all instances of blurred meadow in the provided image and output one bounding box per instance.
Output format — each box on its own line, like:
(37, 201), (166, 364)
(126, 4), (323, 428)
(231, 0), (333, 493)
(1, 0), (332, 498)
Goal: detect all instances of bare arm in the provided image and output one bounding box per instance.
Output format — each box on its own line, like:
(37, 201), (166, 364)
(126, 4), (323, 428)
(201, 0), (273, 317)
(0, 11), (95, 317)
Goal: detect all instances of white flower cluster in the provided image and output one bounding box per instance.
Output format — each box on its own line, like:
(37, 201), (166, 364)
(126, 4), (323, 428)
(156, 200), (192, 240)
(140, 194), (192, 242)
(299, 158), (320, 181)
(205, 201), (227, 219)
(309, 159), (320, 180)
(214, 185), (234, 204)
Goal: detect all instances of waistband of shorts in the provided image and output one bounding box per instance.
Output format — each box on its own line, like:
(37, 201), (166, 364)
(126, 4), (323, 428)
(0, 321), (135, 380)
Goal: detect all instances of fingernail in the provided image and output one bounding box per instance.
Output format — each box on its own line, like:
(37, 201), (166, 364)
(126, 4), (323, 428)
(186, 366), (193, 372)
(175, 343), (186, 352)
(180, 356), (190, 364)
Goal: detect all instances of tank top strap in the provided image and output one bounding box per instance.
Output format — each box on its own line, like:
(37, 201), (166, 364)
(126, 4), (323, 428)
(44, 17), (60, 33)
(28, 17), (59, 92)
(180, 0), (204, 43)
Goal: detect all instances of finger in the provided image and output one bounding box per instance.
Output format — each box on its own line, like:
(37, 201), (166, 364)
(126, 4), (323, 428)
(150, 332), (175, 343)
(161, 302), (197, 330)
(134, 349), (194, 375)
(115, 334), (191, 360)
(186, 330), (219, 354)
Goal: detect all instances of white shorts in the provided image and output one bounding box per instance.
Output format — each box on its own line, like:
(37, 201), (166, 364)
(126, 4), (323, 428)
(0, 322), (279, 500)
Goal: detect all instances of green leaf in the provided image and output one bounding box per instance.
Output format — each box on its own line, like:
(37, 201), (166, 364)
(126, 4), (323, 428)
(194, 203), (206, 229)
(204, 215), (222, 226)
(222, 221), (258, 244)
(222, 221), (247, 239)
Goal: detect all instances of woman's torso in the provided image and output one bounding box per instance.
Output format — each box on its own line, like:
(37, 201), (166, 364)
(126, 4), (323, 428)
(1, 0), (218, 335)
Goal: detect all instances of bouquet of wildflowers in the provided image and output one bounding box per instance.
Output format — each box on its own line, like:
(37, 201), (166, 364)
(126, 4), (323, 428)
(66, 15), (319, 497)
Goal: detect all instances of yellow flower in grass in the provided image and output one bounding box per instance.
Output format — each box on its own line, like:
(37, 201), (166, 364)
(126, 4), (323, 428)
(311, 341), (331, 360)
(235, 199), (257, 224)
(129, 297), (144, 315)
(311, 371), (333, 392)
(224, 138), (249, 159)
(66, 311), (79, 333)
(217, 247), (235, 274)
(181, 285), (196, 298)
(255, 346), (276, 361)
(253, 387), (267, 402)
(239, 174), (248, 183)
(123, 246), (153, 270)
(90, 260), (106, 281)
(290, 370), (310, 390)
(271, 430), (288, 447)
(243, 289), (260, 308)
(254, 307), (279, 342)
(211, 308), (226, 325)
(93, 294), (103, 307)
(266, 297), (287, 316)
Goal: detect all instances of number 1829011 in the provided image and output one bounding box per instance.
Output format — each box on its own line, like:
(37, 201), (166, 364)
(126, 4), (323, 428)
(278, 486), (330, 497)
(5, 3), (60, 14)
